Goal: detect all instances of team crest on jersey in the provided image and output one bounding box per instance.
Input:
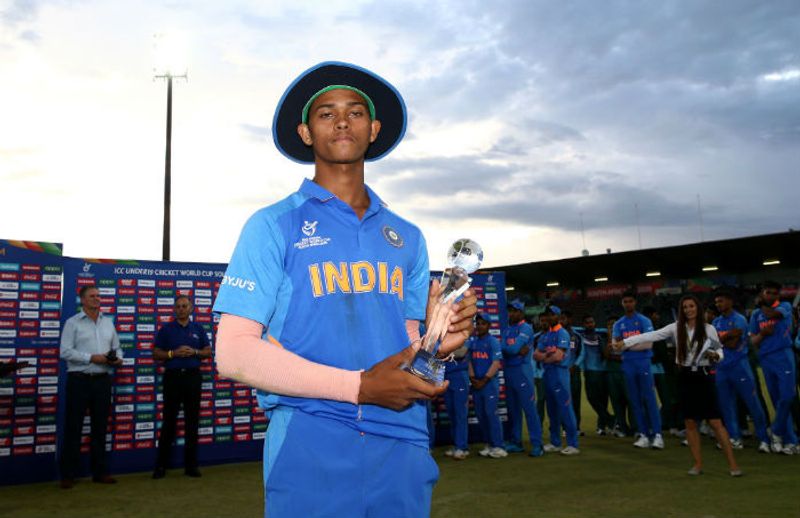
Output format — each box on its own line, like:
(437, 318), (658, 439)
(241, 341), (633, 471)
(302, 220), (318, 237)
(382, 226), (403, 248)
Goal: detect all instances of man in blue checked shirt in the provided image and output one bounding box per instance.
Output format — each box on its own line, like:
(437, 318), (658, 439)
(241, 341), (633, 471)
(501, 300), (544, 457)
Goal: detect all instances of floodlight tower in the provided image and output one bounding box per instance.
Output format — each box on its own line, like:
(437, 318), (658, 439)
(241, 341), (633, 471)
(153, 33), (188, 261)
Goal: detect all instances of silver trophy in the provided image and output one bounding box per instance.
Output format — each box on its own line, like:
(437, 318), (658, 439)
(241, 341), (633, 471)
(407, 238), (483, 385)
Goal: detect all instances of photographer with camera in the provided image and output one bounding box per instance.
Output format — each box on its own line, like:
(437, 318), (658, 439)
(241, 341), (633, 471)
(59, 284), (123, 489)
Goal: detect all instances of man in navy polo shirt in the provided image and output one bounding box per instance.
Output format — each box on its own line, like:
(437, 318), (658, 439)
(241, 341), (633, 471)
(152, 295), (212, 479)
(212, 62), (477, 518)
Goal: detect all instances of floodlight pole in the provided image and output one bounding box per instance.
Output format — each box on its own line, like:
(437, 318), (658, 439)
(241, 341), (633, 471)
(163, 75), (173, 261)
(155, 71), (187, 261)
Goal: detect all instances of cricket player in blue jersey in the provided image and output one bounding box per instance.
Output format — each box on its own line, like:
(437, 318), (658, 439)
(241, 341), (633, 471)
(749, 281), (798, 454)
(212, 62), (477, 517)
(501, 300), (544, 456)
(533, 306), (579, 455)
(443, 343), (470, 460)
(612, 291), (664, 449)
(468, 313), (507, 458)
(712, 290), (770, 452)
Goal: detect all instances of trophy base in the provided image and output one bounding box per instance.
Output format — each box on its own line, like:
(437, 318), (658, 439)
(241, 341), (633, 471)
(406, 349), (446, 386)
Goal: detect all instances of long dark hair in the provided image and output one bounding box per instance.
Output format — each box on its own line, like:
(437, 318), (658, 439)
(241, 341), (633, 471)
(676, 294), (707, 364)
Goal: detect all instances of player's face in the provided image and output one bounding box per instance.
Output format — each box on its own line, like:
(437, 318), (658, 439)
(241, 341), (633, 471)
(621, 297), (636, 313)
(715, 296), (731, 313)
(548, 313), (559, 327)
(475, 319), (489, 336)
(508, 308), (522, 324)
(761, 288), (779, 305)
(583, 317), (595, 331)
(80, 288), (100, 310)
(174, 297), (193, 320)
(682, 299), (698, 320)
(300, 89), (380, 165)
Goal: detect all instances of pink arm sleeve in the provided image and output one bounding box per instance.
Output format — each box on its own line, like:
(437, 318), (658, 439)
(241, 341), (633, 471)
(215, 314), (362, 404)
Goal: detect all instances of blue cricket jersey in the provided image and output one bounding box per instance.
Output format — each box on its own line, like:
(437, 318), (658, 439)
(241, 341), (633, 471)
(502, 321), (534, 367)
(213, 179), (430, 446)
(468, 333), (502, 379)
(578, 330), (607, 372)
(613, 313), (654, 361)
(536, 325), (571, 370)
(748, 301), (793, 358)
(713, 311), (749, 370)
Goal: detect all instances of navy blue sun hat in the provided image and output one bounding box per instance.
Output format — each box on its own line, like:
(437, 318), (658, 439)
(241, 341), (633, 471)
(272, 61), (407, 164)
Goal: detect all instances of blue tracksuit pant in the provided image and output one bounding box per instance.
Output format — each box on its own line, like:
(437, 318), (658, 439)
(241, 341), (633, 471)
(473, 378), (504, 448)
(760, 349), (798, 444)
(543, 366), (578, 448)
(716, 359), (770, 443)
(443, 370), (469, 450)
(263, 407), (438, 518)
(504, 364), (543, 448)
(622, 357), (662, 437)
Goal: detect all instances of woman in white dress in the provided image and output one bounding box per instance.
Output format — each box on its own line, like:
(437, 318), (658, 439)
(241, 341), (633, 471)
(613, 294), (742, 476)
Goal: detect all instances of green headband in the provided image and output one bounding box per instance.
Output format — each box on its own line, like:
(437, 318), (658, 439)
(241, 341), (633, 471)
(301, 85), (376, 124)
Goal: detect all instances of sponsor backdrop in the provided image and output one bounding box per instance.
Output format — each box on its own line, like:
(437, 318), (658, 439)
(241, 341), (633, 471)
(429, 271), (511, 446)
(0, 236), (509, 484)
(57, 257), (265, 481)
(0, 240), (64, 485)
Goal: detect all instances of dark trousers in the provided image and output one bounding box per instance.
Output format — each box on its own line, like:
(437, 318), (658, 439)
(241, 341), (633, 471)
(654, 372), (680, 430)
(535, 378), (546, 425)
(156, 368), (201, 470)
(584, 370), (613, 430)
(60, 373), (112, 479)
(607, 370), (631, 434)
(570, 368), (582, 429)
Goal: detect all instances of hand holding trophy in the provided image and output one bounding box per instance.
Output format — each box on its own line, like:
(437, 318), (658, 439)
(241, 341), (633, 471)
(407, 238), (483, 385)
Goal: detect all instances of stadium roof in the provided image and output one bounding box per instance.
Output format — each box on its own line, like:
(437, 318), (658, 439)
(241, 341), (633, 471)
(495, 231), (800, 294)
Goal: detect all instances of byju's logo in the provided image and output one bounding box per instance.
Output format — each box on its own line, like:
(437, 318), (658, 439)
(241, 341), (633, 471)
(302, 221), (318, 237)
(82, 263), (92, 273)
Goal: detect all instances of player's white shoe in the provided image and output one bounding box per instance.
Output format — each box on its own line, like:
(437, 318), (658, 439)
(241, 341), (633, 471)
(452, 449), (469, 460)
(651, 434), (664, 449)
(669, 428), (682, 437)
(560, 446), (580, 455)
(780, 444), (796, 456)
(487, 447), (508, 458)
(771, 435), (783, 453)
(757, 441), (771, 453)
(444, 447), (455, 457)
(543, 443), (560, 453)
(699, 422), (711, 436)
(478, 446), (491, 457)
(730, 438), (744, 450)
(633, 434), (651, 448)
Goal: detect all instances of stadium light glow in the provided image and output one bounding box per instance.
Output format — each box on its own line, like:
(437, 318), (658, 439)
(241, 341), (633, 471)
(763, 259), (781, 266)
(505, 286), (515, 291)
(646, 271), (661, 277)
(546, 281), (559, 287)
(594, 277), (608, 282)
(702, 266), (719, 272)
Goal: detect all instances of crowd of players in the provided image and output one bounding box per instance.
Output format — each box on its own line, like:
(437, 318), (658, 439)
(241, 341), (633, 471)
(436, 280), (799, 469)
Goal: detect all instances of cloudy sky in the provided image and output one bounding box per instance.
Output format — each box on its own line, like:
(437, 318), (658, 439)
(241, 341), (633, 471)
(1, 0), (798, 270)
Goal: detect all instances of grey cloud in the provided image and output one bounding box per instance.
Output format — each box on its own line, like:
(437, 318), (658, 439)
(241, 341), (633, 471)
(1, 0), (39, 26)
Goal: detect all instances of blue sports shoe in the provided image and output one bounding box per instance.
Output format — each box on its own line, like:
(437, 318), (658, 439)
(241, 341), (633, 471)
(529, 445), (544, 457)
(504, 442), (525, 453)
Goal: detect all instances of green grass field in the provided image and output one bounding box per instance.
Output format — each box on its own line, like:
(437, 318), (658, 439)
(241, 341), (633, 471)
(2, 395), (798, 518)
